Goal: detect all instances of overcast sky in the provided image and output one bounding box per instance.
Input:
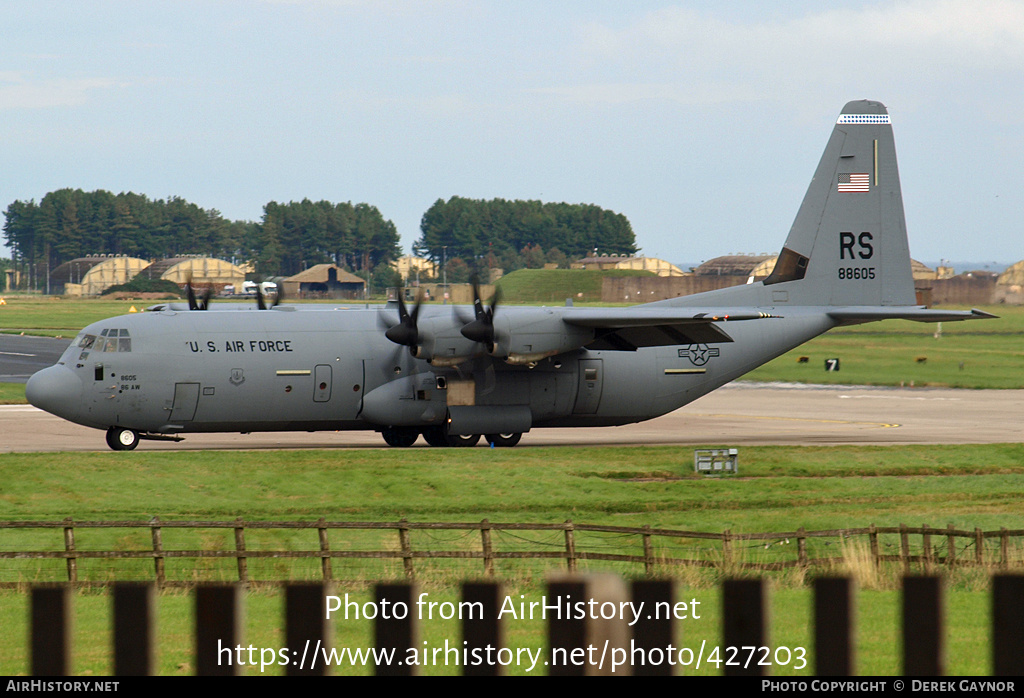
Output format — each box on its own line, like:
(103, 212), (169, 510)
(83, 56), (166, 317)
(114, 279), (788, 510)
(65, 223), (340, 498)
(3, 0), (1022, 268)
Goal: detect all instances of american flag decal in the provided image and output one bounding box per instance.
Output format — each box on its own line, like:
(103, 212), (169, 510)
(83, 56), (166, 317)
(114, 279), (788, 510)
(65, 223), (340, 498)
(838, 173), (870, 192)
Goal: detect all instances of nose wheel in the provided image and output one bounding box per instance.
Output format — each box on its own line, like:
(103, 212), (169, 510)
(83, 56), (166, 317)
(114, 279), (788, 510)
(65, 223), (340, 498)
(106, 427), (140, 451)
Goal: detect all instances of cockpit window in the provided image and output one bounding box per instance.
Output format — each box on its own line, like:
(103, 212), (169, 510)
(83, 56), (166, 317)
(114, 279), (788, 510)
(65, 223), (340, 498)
(91, 328), (132, 352)
(77, 334), (97, 349)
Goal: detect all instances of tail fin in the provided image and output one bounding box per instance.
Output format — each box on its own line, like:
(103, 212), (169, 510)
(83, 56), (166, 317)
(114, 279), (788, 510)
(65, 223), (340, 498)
(763, 100), (916, 307)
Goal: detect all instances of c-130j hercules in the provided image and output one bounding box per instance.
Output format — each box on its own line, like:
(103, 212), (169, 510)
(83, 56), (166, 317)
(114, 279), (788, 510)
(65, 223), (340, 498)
(27, 100), (993, 450)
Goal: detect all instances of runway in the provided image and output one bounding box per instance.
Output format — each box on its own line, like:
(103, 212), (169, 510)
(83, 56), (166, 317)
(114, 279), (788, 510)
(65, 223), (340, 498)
(2, 382), (1022, 452)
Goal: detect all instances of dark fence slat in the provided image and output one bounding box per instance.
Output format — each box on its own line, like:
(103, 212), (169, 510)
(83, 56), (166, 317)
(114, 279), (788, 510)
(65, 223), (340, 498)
(992, 574), (1024, 676)
(113, 583), (155, 676)
(723, 578), (768, 677)
(903, 575), (944, 676)
(195, 585), (243, 676)
(31, 585), (71, 676)
(286, 583), (333, 676)
(631, 579), (675, 676)
(814, 577), (855, 676)
(374, 583), (417, 676)
(462, 581), (504, 676)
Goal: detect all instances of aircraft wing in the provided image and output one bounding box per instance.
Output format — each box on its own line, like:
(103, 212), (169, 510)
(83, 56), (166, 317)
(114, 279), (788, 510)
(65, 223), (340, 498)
(827, 307), (997, 324)
(562, 307), (781, 350)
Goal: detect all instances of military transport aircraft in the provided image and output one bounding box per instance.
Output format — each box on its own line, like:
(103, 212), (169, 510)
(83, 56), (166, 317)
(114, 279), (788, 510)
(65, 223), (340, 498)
(26, 100), (993, 450)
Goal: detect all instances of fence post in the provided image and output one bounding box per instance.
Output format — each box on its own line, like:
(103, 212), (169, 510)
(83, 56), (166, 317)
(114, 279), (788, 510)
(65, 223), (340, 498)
(62, 518), (76, 584)
(992, 574), (1024, 676)
(195, 584), (244, 676)
(975, 527), (984, 566)
(564, 520), (577, 573)
(797, 527), (808, 568)
(374, 582), (418, 676)
(642, 525), (654, 576)
(462, 581), (504, 676)
(286, 583), (333, 676)
(1000, 528), (1009, 570)
(150, 517), (165, 587)
(814, 577), (855, 676)
(113, 582), (155, 676)
(923, 524), (932, 571)
(899, 523), (911, 573)
(317, 518), (332, 582)
(869, 524), (879, 568)
(548, 574), (630, 676)
(902, 575), (944, 676)
(723, 578), (768, 676)
(31, 585), (71, 676)
(722, 529), (732, 568)
(480, 519), (495, 577)
(398, 519), (414, 579)
(233, 518), (248, 584)
(631, 579), (675, 676)
(946, 524), (956, 568)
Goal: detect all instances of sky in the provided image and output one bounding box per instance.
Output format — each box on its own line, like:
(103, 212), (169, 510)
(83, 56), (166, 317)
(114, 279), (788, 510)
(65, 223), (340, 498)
(2, 0), (1023, 269)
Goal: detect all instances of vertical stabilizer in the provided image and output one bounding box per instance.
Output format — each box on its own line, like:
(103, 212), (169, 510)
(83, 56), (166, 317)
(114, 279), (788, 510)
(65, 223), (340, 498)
(763, 100), (916, 307)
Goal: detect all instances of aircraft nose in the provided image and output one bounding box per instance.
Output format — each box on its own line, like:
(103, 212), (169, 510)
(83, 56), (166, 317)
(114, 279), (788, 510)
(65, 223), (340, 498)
(26, 365), (83, 419)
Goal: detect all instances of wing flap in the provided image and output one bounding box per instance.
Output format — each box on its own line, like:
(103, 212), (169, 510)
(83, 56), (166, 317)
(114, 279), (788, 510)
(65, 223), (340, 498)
(562, 307), (780, 350)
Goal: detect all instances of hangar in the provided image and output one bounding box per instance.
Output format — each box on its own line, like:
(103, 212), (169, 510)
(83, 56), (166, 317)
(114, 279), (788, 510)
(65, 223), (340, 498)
(49, 256), (150, 296)
(281, 264), (367, 299)
(141, 256), (247, 291)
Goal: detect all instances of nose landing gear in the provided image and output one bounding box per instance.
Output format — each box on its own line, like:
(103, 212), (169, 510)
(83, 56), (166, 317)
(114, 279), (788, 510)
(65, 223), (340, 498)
(105, 427), (140, 451)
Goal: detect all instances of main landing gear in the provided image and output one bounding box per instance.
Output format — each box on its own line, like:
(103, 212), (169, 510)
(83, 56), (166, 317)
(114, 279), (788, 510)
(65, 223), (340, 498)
(379, 427), (522, 448)
(105, 426), (140, 451)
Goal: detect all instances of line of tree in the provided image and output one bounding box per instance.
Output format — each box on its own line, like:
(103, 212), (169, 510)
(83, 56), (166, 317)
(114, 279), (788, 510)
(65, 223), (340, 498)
(3, 191), (640, 291)
(2, 190), (402, 289)
(414, 197), (638, 279)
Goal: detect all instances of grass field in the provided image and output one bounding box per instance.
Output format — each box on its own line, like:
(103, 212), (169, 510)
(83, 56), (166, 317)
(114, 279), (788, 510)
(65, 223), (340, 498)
(745, 306), (1024, 389)
(2, 295), (1021, 674)
(1, 445), (1022, 674)
(495, 268), (653, 304)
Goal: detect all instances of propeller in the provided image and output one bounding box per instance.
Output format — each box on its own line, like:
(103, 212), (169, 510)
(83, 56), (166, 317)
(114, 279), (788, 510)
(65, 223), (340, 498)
(255, 281), (283, 310)
(384, 291), (423, 347)
(185, 276), (212, 311)
(459, 277), (500, 352)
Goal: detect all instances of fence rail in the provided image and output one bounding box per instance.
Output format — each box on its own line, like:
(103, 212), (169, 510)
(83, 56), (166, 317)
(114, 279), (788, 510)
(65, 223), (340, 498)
(24, 574), (1024, 676)
(1, 518), (1023, 586)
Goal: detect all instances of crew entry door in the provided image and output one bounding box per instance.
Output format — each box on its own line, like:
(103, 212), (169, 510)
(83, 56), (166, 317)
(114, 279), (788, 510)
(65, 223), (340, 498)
(169, 382), (200, 421)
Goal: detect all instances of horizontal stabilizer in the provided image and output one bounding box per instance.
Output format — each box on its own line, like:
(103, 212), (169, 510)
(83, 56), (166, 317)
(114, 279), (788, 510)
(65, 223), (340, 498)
(827, 307), (997, 323)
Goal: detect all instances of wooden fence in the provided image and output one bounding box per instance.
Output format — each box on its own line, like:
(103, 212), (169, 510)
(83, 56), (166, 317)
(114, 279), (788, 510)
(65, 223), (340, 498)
(25, 574), (1024, 676)
(2, 518), (1023, 586)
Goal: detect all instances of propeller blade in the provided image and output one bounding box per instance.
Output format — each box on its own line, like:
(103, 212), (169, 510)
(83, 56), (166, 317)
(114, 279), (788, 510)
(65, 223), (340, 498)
(384, 291), (423, 347)
(460, 276), (497, 349)
(186, 275), (211, 310)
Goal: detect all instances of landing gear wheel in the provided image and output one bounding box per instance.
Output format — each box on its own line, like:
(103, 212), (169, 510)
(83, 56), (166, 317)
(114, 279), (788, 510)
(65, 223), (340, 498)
(422, 426), (449, 447)
(106, 427), (139, 451)
(446, 433), (481, 447)
(381, 427), (419, 447)
(485, 433), (522, 447)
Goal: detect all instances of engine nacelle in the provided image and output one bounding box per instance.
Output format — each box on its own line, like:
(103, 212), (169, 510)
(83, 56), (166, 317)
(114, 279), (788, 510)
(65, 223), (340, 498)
(490, 311), (594, 364)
